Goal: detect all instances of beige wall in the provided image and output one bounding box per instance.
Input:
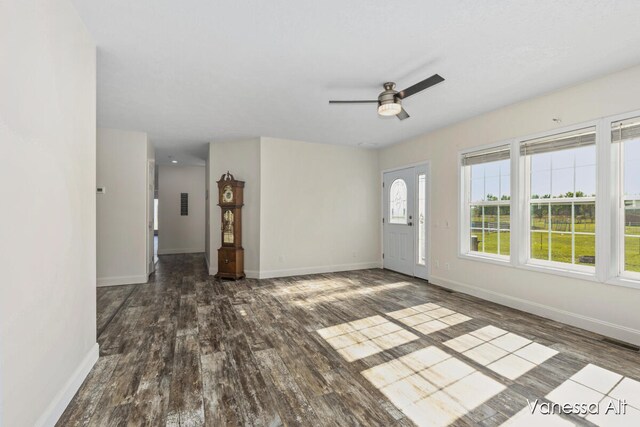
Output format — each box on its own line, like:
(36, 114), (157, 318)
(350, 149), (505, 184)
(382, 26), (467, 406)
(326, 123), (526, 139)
(208, 139), (261, 275)
(0, 0), (97, 425)
(158, 165), (206, 254)
(379, 64), (640, 345)
(97, 128), (150, 285)
(206, 137), (380, 278)
(259, 137), (380, 277)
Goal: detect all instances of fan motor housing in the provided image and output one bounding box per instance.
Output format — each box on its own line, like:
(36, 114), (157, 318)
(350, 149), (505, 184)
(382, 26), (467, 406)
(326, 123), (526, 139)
(378, 82), (400, 106)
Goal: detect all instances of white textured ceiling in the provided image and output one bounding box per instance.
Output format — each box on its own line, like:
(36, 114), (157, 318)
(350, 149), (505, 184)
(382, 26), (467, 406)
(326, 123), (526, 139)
(72, 0), (640, 164)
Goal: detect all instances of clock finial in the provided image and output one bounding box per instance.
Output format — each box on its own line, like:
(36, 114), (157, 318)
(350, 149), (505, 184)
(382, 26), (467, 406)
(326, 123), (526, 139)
(220, 171), (235, 181)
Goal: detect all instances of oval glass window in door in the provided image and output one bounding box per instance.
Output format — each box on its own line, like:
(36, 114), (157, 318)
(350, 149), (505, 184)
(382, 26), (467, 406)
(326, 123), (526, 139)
(390, 179), (408, 224)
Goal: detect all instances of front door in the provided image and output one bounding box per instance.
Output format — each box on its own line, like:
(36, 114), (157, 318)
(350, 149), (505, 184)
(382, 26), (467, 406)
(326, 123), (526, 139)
(383, 165), (429, 279)
(383, 167), (416, 276)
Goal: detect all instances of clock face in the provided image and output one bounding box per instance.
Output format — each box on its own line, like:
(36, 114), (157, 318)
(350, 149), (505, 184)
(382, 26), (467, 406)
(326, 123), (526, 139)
(222, 185), (233, 203)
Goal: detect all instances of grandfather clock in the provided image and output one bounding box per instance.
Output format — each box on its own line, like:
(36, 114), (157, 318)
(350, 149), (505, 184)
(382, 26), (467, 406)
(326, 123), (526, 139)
(215, 172), (245, 280)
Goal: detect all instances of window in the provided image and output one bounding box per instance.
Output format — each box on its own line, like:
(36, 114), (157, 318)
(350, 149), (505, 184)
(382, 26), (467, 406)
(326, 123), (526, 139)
(612, 117), (640, 276)
(418, 174), (426, 265)
(390, 179), (408, 224)
(461, 145), (511, 258)
(522, 127), (596, 269)
(457, 111), (640, 288)
(154, 198), (158, 231)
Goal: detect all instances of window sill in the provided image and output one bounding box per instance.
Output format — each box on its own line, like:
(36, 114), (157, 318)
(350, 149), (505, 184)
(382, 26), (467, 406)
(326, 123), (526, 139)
(458, 251), (640, 290)
(605, 276), (640, 290)
(458, 252), (511, 267)
(519, 261), (598, 282)
(458, 252), (602, 282)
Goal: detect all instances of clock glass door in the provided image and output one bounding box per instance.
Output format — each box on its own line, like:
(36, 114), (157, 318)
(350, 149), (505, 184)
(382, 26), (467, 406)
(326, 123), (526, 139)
(223, 210), (234, 244)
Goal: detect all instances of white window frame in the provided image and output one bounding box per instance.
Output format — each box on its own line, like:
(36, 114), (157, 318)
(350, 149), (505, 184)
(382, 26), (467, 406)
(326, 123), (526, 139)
(607, 111), (640, 288)
(414, 164), (431, 280)
(459, 141), (512, 264)
(457, 110), (640, 290)
(520, 124), (598, 274)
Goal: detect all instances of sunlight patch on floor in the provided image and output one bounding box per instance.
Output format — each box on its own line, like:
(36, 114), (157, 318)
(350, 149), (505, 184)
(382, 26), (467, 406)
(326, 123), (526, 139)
(294, 282), (411, 307)
(549, 364), (639, 426)
(362, 346), (506, 427)
(501, 407), (576, 426)
(502, 363), (640, 426)
(317, 315), (419, 362)
(387, 303), (472, 335)
(444, 325), (558, 380)
(270, 278), (350, 296)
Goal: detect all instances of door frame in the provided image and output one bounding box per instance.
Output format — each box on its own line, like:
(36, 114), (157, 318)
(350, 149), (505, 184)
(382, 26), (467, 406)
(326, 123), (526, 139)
(381, 161), (431, 281)
(146, 159), (155, 276)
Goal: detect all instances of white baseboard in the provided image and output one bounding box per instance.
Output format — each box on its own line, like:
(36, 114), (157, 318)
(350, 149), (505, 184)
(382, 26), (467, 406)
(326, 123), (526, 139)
(429, 274), (640, 347)
(157, 248), (204, 255)
(258, 261), (382, 279)
(96, 274), (148, 287)
(206, 262), (379, 279)
(35, 343), (99, 427)
(205, 268), (286, 279)
(205, 253), (212, 275)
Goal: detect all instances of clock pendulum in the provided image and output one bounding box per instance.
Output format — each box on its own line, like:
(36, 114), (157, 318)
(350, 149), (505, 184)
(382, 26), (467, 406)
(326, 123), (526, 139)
(215, 171), (245, 280)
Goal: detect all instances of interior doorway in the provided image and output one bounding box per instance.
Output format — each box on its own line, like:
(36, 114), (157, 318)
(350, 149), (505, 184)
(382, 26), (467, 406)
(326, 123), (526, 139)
(382, 164), (429, 280)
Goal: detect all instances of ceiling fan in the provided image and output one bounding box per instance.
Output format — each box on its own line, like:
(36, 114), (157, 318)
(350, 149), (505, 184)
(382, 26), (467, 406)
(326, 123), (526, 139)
(329, 74), (445, 120)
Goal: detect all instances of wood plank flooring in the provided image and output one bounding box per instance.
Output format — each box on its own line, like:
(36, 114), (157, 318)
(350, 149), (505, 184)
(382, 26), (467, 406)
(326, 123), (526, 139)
(58, 254), (640, 426)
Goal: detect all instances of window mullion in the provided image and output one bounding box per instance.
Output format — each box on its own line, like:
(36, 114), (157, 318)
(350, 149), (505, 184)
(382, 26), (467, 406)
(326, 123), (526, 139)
(498, 167), (501, 255)
(548, 203), (552, 261)
(571, 202), (575, 265)
(513, 139), (524, 266)
(597, 118), (614, 281)
(482, 206), (485, 253)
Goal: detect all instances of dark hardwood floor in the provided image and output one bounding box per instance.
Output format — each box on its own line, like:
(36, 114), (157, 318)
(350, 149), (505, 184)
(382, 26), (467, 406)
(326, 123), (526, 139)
(58, 254), (640, 426)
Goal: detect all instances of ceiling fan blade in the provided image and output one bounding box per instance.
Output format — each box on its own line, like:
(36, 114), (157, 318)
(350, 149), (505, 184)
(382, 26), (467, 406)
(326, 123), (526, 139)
(329, 100), (378, 104)
(396, 74), (445, 99)
(397, 108), (410, 120)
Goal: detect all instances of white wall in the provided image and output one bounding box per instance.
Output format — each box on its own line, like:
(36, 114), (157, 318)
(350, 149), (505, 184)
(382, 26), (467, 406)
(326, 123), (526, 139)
(97, 128), (150, 286)
(206, 137), (379, 278)
(158, 165), (206, 254)
(379, 64), (640, 345)
(208, 139), (261, 275)
(0, 0), (97, 425)
(260, 137), (380, 278)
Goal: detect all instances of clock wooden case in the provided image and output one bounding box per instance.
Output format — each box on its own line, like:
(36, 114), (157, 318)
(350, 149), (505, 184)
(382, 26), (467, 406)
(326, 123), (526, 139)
(215, 172), (245, 280)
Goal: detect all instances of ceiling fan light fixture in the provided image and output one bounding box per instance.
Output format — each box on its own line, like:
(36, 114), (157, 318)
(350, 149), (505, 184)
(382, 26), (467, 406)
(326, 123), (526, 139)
(377, 102), (402, 116)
